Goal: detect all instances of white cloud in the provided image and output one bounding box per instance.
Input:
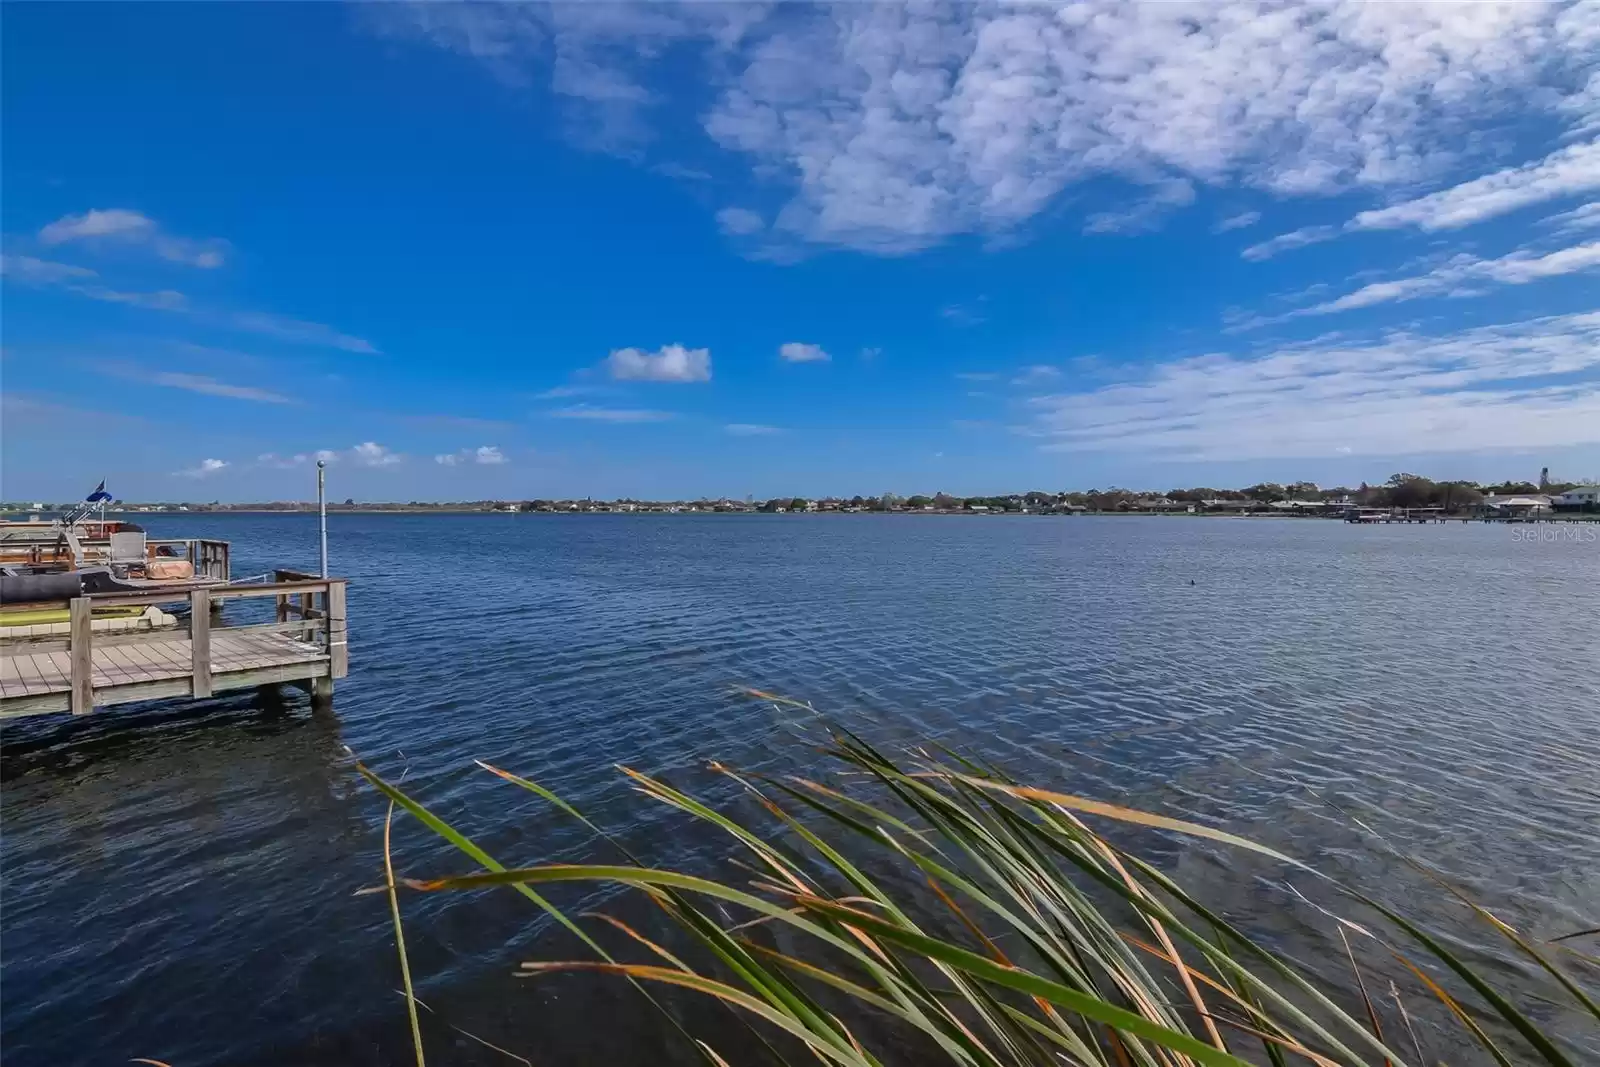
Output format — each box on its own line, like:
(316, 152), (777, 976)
(151, 372), (286, 404)
(1246, 140), (1600, 258)
(716, 207), (765, 236)
(261, 449), (341, 469)
(387, 3), (1597, 252)
(1349, 140), (1600, 233)
(39, 208), (228, 268)
(101, 363), (291, 404)
(605, 343), (711, 382)
(1024, 311), (1600, 461)
(1303, 241), (1600, 315)
(176, 458), (229, 478)
(352, 441), (402, 467)
(1543, 201), (1600, 235)
(1213, 211), (1262, 234)
(1083, 180), (1195, 235)
(1011, 365), (1062, 387)
(3, 251), (371, 351)
(549, 404), (674, 422)
(229, 311), (378, 353)
(72, 285), (190, 311)
(39, 208), (155, 244)
(2, 256), (189, 309)
(1242, 226), (1340, 262)
(778, 341), (829, 363)
(0, 254), (97, 284)
(940, 301), (987, 326)
(725, 423), (781, 436)
(435, 445), (505, 466)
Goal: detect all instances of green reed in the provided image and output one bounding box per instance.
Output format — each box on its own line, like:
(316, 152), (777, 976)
(360, 699), (1597, 1067)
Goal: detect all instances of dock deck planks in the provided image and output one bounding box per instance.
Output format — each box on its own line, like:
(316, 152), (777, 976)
(1, 577), (347, 719)
(1, 631), (329, 717)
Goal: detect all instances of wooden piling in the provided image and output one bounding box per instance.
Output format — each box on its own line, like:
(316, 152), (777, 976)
(68, 597), (93, 715)
(190, 587), (212, 698)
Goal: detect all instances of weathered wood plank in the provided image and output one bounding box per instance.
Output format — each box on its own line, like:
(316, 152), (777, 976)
(190, 589), (212, 698)
(1, 625), (189, 656)
(99, 643), (140, 675)
(17, 653), (52, 693)
(69, 598), (93, 715)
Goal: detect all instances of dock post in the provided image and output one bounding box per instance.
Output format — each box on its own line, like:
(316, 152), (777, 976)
(318, 459), (328, 579)
(190, 588), (212, 698)
(326, 582), (348, 679)
(69, 596), (93, 715)
(309, 675), (334, 710)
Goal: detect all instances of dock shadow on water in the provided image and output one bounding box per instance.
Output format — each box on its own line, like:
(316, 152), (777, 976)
(0, 691), (382, 1065)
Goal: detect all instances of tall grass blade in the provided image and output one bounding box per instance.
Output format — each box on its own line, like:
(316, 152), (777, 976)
(385, 799), (427, 1067)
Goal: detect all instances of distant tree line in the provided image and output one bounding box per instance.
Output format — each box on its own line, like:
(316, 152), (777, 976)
(44, 471), (1593, 516)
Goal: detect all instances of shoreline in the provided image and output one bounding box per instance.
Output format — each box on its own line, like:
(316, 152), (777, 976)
(18, 508), (1597, 522)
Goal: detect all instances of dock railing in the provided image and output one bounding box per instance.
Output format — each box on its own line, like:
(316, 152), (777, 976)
(147, 538), (231, 580)
(0, 574), (347, 716)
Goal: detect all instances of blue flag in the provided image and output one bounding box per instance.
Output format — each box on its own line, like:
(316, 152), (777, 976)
(86, 480), (112, 503)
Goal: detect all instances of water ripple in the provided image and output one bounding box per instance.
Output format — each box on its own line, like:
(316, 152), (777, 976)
(2, 514), (1597, 1065)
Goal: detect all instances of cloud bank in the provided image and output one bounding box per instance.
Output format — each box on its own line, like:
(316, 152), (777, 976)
(1025, 311), (1600, 461)
(380, 2), (1600, 253)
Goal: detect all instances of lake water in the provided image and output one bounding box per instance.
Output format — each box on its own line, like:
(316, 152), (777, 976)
(2, 514), (1597, 1065)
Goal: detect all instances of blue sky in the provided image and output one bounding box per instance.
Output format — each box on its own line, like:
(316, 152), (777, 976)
(3, 2), (1598, 502)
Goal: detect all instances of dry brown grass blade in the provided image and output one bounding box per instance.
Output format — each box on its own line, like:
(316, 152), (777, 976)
(1120, 932), (1329, 1065)
(582, 911), (694, 973)
(1198, 1015), (1345, 1067)
(695, 1041), (734, 1067)
(406, 994), (534, 1067)
(1083, 813), (1227, 1056)
(914, 857), (1087, 1053)
(620, 763), (817, 899)
(1383, 947), (1513, 1067)
(131, 1060), (175, 1066)
(1338, 928), (1388, 1067)
(1389, 981), (1425, 1067)
(933, 774), (1306, 869)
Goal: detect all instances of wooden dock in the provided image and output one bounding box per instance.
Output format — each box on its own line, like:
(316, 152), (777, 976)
(0, 571), (347, 719)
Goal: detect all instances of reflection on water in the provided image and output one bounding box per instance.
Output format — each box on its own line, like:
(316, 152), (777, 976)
(2, 514), (1597, 1065)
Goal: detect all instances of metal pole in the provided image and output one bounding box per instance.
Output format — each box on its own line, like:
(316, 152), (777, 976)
(317, 460), (328, 578)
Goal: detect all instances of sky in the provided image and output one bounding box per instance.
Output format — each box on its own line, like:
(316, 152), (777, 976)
(3, 1), (1598, 503)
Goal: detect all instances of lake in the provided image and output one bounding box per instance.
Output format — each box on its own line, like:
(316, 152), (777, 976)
(2, 514), (1597, 1064)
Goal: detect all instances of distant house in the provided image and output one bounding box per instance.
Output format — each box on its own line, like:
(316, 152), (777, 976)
(1479, 494), (1552, 517)
(1554, 485), (1600, 511)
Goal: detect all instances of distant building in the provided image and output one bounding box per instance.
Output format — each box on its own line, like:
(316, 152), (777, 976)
(1553, 486), (1600, 510)
(1479, 494), (1552, 517)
